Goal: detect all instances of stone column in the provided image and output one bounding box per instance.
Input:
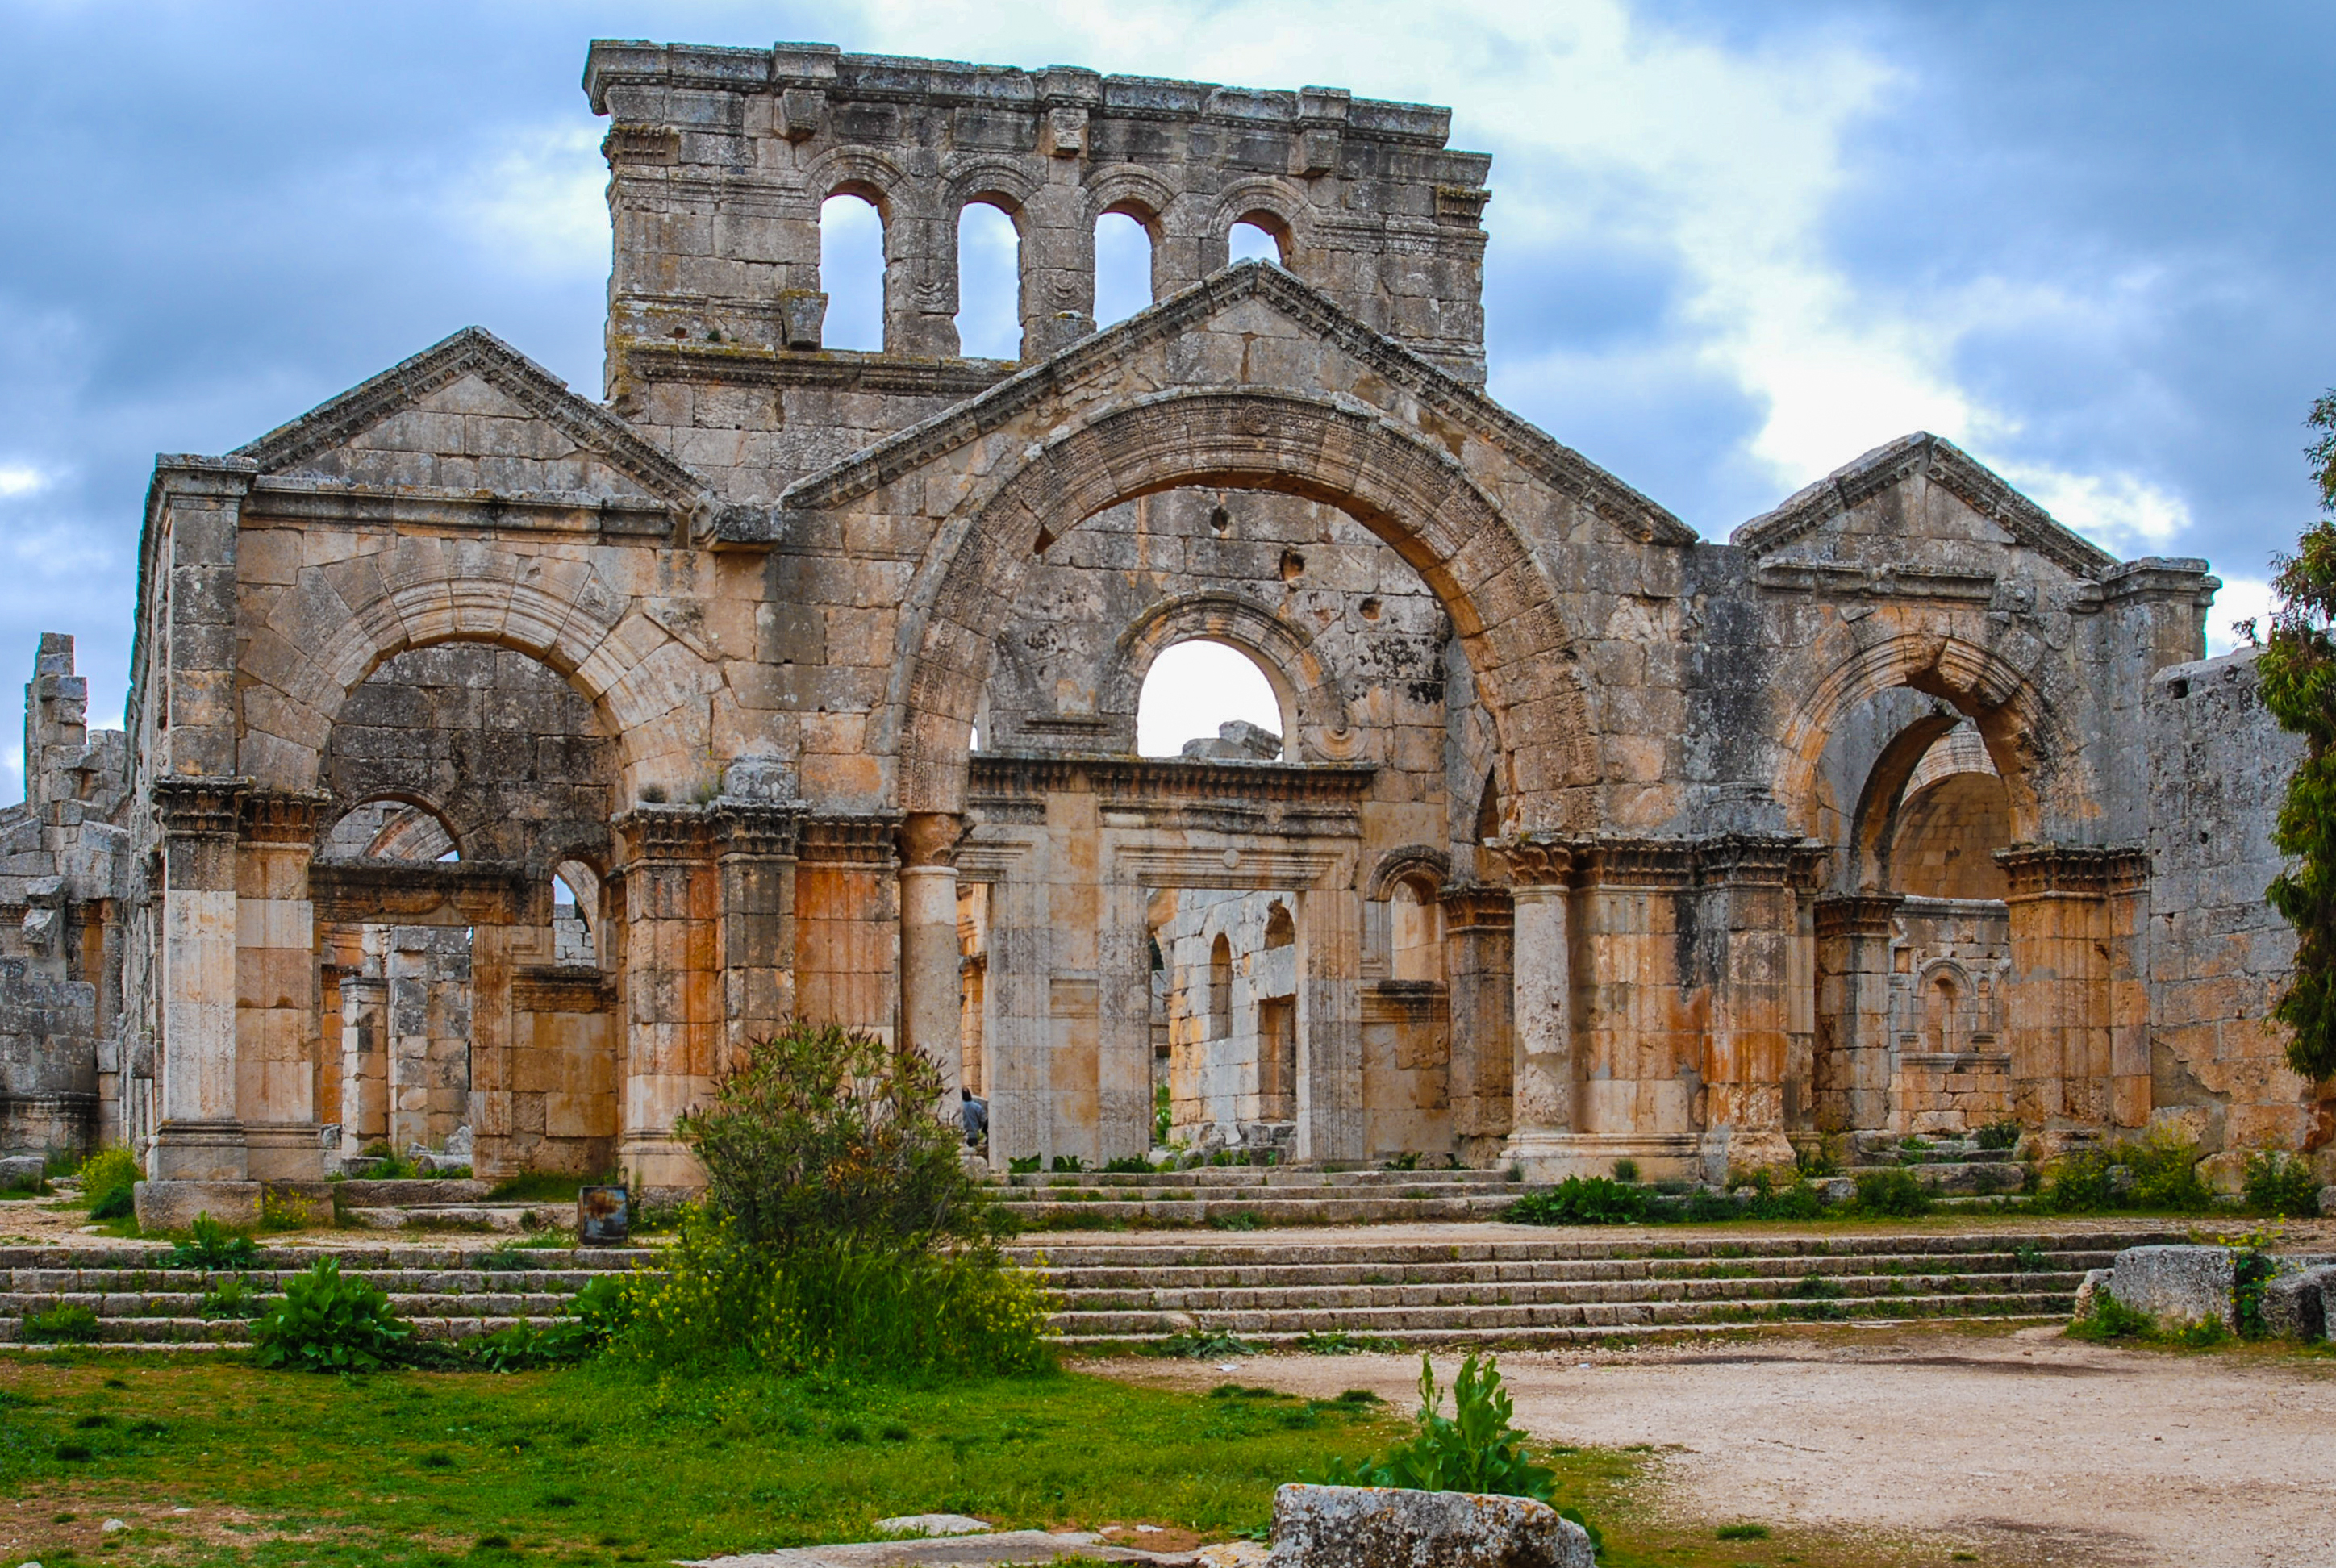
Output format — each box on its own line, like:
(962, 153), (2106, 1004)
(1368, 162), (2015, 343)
(982, 870), (1047, 1169)
(468, 920), (515, 1181)
(899, 813), (965, 1095)
(1294, 882), (1362, 1164)
(337, 949), (387, 1148)
(1095, 877), (1153, 1163)
(1997, 844), (2145, 1133)
(715, 801), (803, 1069)
(150, 778), (247, 1181)
(1442, 886), (1514, 1167)
(612, 806), (718, 1189)
(1813, 895), (1903, 1133)
(236, 791), (327, 1181)
(1695, 836), (1821, 1178)
(1495, 842), (1575, 1173)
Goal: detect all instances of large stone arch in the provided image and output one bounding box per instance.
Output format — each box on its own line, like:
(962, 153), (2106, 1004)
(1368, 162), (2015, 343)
(891, 389), (1600, 825)
(1773, 629), (2087, 847)
(240, 563), (724, 798)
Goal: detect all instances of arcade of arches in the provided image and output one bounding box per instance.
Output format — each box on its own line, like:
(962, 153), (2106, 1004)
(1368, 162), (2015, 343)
(6, 38), (2321, 1206)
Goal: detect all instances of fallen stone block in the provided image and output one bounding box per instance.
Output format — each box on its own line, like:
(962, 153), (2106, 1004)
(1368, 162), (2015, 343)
(678, 1528), (1191, 1566)
(2262, 1264), (2334, 1341)
(1266, 1483), (1594, 1568)
(133, 1179), (260, 1232)
(2071, 1267), (2112, 1320)
(874, 1516), (991, 1538)
(0, 1154), (46, 1189)
(2320, 1184), (2336, 1218)
(2108, 1245), (2233, 1330)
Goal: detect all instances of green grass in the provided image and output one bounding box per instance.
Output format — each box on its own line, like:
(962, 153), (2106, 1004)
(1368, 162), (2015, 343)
(0, 1357), (1399, 1566)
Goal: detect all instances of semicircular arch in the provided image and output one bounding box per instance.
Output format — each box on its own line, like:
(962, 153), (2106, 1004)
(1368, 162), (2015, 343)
(1102, 590), (1357, 761)
(886, 387), (1599, 825)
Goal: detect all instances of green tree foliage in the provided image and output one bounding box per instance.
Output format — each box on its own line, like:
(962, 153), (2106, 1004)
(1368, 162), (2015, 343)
(2258, 390), (2336, 1083)
(1317, 1353), (1558, 1501)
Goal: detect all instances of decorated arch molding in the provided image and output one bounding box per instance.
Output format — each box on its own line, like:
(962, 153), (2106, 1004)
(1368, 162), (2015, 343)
(888, 387), (1601, 824)
(1099, 590), (1359, 761)
(238, 566), (723, 795)
(1773, 631), (2086, 846)
(1366, 845), (1452, 902)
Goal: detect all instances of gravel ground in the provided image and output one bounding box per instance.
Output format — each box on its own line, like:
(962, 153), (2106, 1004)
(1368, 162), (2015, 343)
(1102, 1322), (2336, 1567)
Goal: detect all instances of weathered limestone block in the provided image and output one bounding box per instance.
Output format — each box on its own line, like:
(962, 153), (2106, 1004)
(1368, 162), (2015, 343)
(0, 1153), (44, 1187)
(132, 1178), (261, 1232)
(1266, 1483), (1594, 1568)
(2106, 1244), (2234, 1329)
(2071, 1266), (2111, 1320)
(2262, 1264), (2333, 1341)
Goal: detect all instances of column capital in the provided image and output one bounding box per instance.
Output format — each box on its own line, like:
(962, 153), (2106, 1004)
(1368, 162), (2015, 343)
(240, 788), (331, 845)
(1813, 892), (1904, 940)
(800, 813), (904, 867)
(1994, 842), (2148, 898)
(152, 776), (249, 839)
(708, 801), (803, 860)
(899, 811), (968, 869)
(611, 803), (718, 865)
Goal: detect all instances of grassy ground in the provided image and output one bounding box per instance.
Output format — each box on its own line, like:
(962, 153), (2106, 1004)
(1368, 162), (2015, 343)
(0, 1353), (2034, 1568)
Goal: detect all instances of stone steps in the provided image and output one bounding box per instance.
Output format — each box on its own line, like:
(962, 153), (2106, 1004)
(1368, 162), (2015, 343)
(0, 1228), (2182, 1352)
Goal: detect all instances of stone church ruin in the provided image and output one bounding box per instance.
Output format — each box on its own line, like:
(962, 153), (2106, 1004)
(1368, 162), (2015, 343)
(0, 38), (2322, 1213)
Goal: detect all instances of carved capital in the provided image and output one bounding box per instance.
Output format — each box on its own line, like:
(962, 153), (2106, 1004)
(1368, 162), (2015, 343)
(1440, 886), (1513, 930)
(1814, 894), (1902, 940)
(1994, 842), (2149, 898)
(799, 814), (903, 867)
(152, 776), (248, 840)
(612, 804), (717, 866)
(899, 811), (967, 869)
(240, 789), (330, 845)
(709, 802), (803, 861)
(1484, 835), (1578, 886)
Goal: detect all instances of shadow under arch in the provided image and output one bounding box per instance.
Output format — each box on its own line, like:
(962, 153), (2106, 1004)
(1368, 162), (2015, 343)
(886, 387), (1600, 826)
(1774, 631), (2086, 849)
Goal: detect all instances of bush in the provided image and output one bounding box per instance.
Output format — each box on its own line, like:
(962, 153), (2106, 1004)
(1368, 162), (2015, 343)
(1504, 1176), (1651, 1226)
(163, 1213), (261, 1270)
(251, 1257), (410, 1371)
(611, 1206), (1053, 1376)
(77, 1148), (140, 1220)
(24, 1303), (102, 1342)
(1316, 1353), (1558, 1502)
(198, 1274), (263, 1320)
(1850, 1168), (1932, 1219)
(2039, 1128), (2212, 1214)
(2242, 1149), (2322, 1217)
(1974, 1119), (2024, 1152)
(2065, 1290), (2153, 1341)
(675, 1021), (991, 1254)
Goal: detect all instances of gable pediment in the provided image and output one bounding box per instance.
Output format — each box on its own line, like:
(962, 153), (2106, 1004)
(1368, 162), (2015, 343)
(761, 261), (1694, 547)
(233, 327), (705, 507)
(1731, 432), (2119, 580)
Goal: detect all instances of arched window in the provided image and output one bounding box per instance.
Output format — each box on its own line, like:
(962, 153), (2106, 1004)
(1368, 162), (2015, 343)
(1923, 970), (1964, 1054)
(819, 192), (886, 352)
(1137, 640), (1285, 759)
(956, 199), (1022, 360)
(552, 860), (599, 966)
(1228, 216), (1285, 266)
(1208, 932), (1233, 1041)
(323, 799), (457, 863)
(1094, 209), (1153, 326)
(1390, 877), (1442, 983)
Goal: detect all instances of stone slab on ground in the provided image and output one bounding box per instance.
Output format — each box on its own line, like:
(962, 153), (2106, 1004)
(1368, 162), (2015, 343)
(2263, 1264), (2334, 1341)
(0, 1155), (45, 1187)
(1266, 1484), (1593, 1568)
(678, 1532), (1194, 1566)
(132, 1180), (259, 1232)
(871, 1517), (993, 1538)
(2106, 1244), (2234, 1328)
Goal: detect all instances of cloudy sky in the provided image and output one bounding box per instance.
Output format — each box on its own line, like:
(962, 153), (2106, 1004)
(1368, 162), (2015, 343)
(2, 0), (2330, 786)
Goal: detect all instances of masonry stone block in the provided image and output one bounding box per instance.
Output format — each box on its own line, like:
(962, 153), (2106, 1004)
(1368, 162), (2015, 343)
(1266, 1483), (1594, 1568)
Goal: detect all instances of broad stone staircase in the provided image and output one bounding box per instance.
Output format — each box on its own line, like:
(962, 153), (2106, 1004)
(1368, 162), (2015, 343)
(990, 1167), (1537, 1228)
(1016, 1228), (2185, 1349)
(0, 1225), (2186, 1352)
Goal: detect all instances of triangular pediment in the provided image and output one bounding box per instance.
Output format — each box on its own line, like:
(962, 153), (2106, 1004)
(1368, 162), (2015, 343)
(1730, 432), (2119, 580)
(233, 327), (705, 506)
(769, 261), (1694, 547)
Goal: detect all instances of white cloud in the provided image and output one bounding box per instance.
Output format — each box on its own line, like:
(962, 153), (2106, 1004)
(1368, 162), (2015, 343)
(0, 465), (48, 498)
(450, 122), (607, 281)
(2206, 574), (2275, 658)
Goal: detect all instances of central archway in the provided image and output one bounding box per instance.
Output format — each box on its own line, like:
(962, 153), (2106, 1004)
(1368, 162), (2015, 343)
(891, 389), (1600, 826)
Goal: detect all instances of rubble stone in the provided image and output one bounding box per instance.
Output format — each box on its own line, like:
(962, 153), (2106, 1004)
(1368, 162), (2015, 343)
(2106, 1245), (2235, 1330)
(1266, 1483), (1594, 1568)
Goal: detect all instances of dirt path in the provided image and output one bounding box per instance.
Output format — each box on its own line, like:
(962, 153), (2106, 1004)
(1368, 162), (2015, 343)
(1100, 1324), (2336, 1567)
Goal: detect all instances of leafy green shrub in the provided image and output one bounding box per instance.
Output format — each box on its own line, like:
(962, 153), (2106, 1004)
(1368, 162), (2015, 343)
(1610, 1158), (1640, 1183)
(1850, 1168), (1933, 1218)
(24, 1303), (101, 1342)
(163, 1213), (260, 1270)
(1154, 1082), (1171, 1147)
(1504, 1176), (1651, 1226)
(2039, 1128), (2212, 1214)
(1316, 1353), (1558, 1503)
(1049, 1154), (1087, 1174)
(259, 1187), (328, 1232)
(2243, 1149), (2322, 1217)
(198, 1275), (263, 1319)
(2065, 1291), (2152, 1341)
(1007, 1155), (1041, 1174)
(677, 1021), (993, 1254)
(1974, 1119), (2024, 1152)
(251, 1257), (410, 1371)
(78, 1147), (140, 1220)
(1717, 1523), (1771, 1541)
(1100, 1156), (1150, 1174)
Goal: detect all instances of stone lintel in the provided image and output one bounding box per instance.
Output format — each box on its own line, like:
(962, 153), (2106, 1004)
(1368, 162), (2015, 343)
(308, 860), (527, 926)
(1489, 832), (1829, 890)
